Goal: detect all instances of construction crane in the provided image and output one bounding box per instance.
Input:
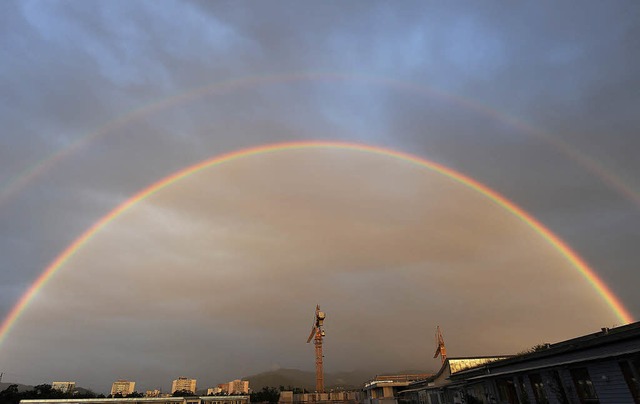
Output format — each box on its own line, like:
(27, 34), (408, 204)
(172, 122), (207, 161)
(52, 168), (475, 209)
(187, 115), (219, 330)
(433, 326), (447, 365)
(306, 305), (326, 393)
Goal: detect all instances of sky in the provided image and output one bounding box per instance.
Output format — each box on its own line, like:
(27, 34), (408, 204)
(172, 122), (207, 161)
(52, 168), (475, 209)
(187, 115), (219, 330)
(1, 0), (639, 394)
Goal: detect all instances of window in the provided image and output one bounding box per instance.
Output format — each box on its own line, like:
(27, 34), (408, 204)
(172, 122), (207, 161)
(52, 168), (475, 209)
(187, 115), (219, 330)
(620, 359), (640, 404)
(570, 368), (599, 404)
(528, 373), (549, 404)
(550, 370), (569, 404)
(517, 376), (530, 404)
(496, 378), (520, 404)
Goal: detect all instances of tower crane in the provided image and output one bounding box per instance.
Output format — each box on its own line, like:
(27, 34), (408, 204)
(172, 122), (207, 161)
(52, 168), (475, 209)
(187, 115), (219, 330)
(306, 305), (326, 393)
(433, 326), (447, 365)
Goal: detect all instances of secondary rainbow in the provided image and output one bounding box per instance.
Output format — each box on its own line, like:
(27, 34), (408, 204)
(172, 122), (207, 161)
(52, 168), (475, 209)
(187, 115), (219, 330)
(2, 72), (638, 210)
(0, 141), (633, 347)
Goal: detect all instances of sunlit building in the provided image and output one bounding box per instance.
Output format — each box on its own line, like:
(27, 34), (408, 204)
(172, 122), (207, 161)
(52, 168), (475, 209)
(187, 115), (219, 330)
(171, 377), (197, 394)
(399, 321), (640, 404)
(362, 374), (434, 404)
(226, 380), (249, 395)
(51, 382), (76, 394)
(110, 380), (136, 396)
(214, 380), (248, 396)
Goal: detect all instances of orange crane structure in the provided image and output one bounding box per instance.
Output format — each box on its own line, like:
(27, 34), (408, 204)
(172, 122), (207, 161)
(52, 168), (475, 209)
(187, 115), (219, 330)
(433, 326), (447, 365)
(306, 305), (326, 393)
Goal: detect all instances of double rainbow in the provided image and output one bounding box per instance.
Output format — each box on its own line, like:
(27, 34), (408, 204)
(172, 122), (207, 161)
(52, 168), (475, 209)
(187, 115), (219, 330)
(0, 141), (632, 346)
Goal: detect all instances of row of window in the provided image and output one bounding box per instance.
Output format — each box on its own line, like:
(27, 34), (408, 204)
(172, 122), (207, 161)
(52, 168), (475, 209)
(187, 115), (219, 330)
(493, 357), (640, 404)
(400, 356), (640, 404)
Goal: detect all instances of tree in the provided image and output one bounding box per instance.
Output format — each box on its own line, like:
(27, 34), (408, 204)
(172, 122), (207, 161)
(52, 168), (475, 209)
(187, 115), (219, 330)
(517, 343), (550, 355)
(250, 386), (280, 404)
(172, 390), (196, 397)
(0, 384), (20, 404)
(0, 385), (19, 397)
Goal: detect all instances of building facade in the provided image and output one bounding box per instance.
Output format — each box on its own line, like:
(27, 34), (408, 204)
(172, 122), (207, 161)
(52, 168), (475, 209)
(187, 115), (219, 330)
(111, 380), (136, 397)
(399, 322), (640, 404)
(290, 391), (361, 403)
(51, 382), (76, 394)
(363, 374), (433, 404)
(171, 378), (197, 394)
(206, 388), (221, 396)
(226, 380), (249, 395)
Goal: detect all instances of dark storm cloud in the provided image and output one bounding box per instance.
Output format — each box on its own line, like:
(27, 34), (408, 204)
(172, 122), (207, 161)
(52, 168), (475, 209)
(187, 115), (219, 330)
(0, 0), (638, 392)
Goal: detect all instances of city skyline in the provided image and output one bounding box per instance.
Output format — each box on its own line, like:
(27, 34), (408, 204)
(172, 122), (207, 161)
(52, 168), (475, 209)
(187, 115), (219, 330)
(1, 0), (639, 393)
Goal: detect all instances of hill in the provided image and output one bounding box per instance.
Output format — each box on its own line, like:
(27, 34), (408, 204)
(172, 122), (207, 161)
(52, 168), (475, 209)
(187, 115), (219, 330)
(0, 382), (34, 393)
(244, 368), (428, 391)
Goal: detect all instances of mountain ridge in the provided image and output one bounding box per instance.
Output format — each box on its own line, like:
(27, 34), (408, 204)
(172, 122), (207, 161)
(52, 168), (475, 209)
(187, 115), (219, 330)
(243, 368), (433, 391)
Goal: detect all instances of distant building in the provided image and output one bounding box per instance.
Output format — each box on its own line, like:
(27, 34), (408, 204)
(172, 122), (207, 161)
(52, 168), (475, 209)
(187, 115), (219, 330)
(172, 377), (197, 394)
(145, 390), (162, 398)
(278, 391), (293, 404)
(213, 380), (248, 395)
(110, 380), (136, 396)
(226, 380), (249, 395)
(292, 391), (361, 403)
(21, 396), (249, 404)
(362, 374), (433, 404)
(51, 382), (76, 394)
(206, 388), (221, 396)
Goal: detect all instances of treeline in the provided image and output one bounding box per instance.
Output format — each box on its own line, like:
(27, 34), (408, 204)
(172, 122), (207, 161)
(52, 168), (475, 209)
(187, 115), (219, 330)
(249, 386), (279, 403)
(0, 384), (306, 404)
(248, 385), (313, 403)
(0, 384), (104, 404)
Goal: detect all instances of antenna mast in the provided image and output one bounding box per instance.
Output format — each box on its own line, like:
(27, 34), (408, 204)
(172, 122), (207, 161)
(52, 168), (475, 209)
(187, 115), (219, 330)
(306, 305), (326, 393)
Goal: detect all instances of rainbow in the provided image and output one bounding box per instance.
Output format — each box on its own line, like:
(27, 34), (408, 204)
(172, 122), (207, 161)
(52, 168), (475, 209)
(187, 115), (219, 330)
(0, 141), (633, 346)
(1, 72), (639, 210)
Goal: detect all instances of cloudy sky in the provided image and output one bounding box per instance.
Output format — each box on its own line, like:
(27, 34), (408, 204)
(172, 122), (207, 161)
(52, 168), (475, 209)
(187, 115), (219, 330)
(1, 0), (639, 394)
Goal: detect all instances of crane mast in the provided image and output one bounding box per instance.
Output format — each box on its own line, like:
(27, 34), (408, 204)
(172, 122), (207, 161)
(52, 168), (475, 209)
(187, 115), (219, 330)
(306, 305), (326, 393)
(433, 325), (447, 365)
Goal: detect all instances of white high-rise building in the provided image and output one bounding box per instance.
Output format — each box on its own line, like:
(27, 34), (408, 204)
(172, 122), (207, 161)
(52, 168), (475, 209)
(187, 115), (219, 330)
(171, 377), (197, 394)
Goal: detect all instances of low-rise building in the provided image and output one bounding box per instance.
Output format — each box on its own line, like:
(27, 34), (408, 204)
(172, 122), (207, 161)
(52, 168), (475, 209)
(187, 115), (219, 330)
(292, 390), (361, 403)
(278, 391), (293, 404)
(363, 374), (433, 404)
(206, 388), (221, 396)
